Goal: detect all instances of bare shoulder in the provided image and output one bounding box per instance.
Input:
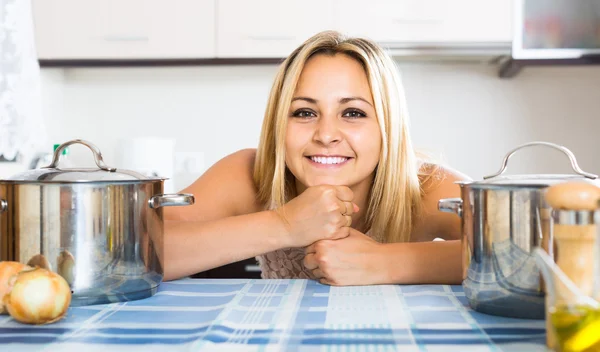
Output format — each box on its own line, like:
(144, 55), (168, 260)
(164, 148), (261, 221)
(413, 164), (471, 241)
(419, 163), (471, 194)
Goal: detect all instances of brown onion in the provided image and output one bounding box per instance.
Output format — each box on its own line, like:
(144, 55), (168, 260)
(27, 254), (52, 271)
(0, 261), (32, 314)
(3, 267), (71, 324)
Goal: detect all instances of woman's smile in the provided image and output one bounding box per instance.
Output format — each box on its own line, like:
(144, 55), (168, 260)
(305, 155), (353, 169)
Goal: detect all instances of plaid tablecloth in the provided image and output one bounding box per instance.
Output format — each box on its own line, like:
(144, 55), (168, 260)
(0, 278), (548, 351)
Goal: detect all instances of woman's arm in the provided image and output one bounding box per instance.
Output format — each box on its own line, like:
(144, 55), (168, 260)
(303, 166), (470, 286)
(379, 240), (462, 285)
(162, 149), (358, 281)
(162, 149), (289, 281)
(303, 230), (463, 286)
(164, 212), (289, 281)
(384, 165), (471, 285)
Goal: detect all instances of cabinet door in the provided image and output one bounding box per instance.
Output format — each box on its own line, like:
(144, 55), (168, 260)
(33, 0), (216, 60)
(437, 0), (512, 42)
(333, 0), (511, 44)
(217, 0), (335, 58)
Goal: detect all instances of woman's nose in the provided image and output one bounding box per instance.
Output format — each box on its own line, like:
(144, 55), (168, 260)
(313, 115), (342, 145)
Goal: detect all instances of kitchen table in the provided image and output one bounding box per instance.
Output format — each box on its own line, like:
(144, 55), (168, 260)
(0, 278), (548, 351)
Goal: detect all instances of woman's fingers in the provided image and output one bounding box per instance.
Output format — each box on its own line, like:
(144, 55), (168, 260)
(344, 215), (352, 227)
(312, 268), (325, 279)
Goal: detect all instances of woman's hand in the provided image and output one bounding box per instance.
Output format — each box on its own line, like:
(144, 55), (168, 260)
(303, 228), (386, 286)
(275, 185), (359, 248)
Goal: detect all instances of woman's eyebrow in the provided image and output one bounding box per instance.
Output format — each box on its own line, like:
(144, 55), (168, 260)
(291, 97), (317, 104)
(339, 96), (373, 107)
(291, 96), (373, 107)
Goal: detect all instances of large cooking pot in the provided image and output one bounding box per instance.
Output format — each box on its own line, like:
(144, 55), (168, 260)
(438, 141), (598, 319)
(0, 139), (194, 306)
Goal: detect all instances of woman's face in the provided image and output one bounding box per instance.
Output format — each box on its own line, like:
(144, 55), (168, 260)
(285, 53), (382, 191)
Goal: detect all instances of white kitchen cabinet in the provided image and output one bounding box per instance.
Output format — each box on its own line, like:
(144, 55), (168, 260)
(216, 0), (335, 58)
(32, 0), (216, 60)
(333, 0), (511, 44)
(32, 0), (511, 62)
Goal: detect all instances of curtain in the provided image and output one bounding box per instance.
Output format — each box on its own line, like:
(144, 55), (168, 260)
(0, 0), (45, 161)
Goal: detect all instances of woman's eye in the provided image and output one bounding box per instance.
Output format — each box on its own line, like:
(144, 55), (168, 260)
(343, 109), (367, 118)
(292, 109), (316, 118)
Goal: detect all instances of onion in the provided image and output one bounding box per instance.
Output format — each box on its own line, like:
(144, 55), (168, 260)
(27, 254), (52, 271)
(0, 261), (32, 314)
(3, 267), (72, 324)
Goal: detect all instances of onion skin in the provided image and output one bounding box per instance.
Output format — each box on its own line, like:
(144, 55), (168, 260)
(27, 254), (52, 271)
(0, 261), (32, 314)
(3, 268), (72, 324)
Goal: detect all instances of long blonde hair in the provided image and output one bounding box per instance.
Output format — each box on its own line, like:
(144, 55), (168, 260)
(254, 30), (424, 243)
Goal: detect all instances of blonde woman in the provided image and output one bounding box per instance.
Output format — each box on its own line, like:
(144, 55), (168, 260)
(164, 31), (470, 286)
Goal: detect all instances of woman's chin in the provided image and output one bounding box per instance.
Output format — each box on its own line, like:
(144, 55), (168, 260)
(307, 177), (348, 187)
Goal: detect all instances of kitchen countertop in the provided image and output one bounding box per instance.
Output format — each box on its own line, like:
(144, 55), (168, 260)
(0, 278), (548, 351)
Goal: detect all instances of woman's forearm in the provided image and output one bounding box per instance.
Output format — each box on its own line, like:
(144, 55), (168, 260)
(163, 210), (290, 281)
(381, 240), (463, 285)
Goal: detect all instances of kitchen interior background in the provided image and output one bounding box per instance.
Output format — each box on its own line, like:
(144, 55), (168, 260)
(39, 64), (600, 191)
(2, 0), (600, 191)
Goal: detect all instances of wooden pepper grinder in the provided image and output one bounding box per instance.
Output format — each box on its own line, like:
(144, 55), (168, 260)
(544, 181), (600, 350)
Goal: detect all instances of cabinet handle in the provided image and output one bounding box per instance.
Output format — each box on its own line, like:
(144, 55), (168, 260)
(247, 35), (295, 41)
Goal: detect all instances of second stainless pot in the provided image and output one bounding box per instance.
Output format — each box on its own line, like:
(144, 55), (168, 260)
(439, 142), (599, 319)
(0, 139), (195, 306)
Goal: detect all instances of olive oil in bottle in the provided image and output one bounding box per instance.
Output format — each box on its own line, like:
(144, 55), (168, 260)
(550, 305), (600, 352)
(542, 181), (600, 350)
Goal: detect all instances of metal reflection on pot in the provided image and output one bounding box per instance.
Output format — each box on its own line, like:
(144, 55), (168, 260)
(57, 250), (75, 286)
(0, 139), (195, 306)
(438, 141), (599, 319)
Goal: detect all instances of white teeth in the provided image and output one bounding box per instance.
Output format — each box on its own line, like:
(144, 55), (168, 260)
(310, 156), (348, 165)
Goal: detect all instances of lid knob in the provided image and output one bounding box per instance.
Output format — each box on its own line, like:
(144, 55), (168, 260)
(545, 181), (600, 210)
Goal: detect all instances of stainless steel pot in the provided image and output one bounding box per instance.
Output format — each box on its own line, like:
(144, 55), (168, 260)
(438, 142), (599, 319)
(0, 139), (194, 306)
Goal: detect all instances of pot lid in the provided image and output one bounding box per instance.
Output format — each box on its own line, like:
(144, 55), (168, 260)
(462, 174), (597, 189)
(462, 142), (598, 188)
(2, 140), (165, 183)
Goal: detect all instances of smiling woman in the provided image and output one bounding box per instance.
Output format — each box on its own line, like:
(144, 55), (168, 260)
(285, 54), (382, 211)
(164, 30), (470, 286)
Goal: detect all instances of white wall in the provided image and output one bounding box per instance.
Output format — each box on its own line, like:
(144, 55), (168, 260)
(37, 61), (600, 191)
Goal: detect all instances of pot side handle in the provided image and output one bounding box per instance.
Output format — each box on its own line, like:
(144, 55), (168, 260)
(438, 198), (463, 217)
(149, 194), (195, 209)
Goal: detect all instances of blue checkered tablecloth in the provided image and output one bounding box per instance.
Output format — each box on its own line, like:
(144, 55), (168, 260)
(0, 278), (548, 351)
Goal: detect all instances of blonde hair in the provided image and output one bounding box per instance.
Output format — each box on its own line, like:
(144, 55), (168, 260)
(254, 30), (425, 243)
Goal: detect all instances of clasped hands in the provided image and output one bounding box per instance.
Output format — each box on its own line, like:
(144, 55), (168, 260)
(276, 185), (386, 286)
